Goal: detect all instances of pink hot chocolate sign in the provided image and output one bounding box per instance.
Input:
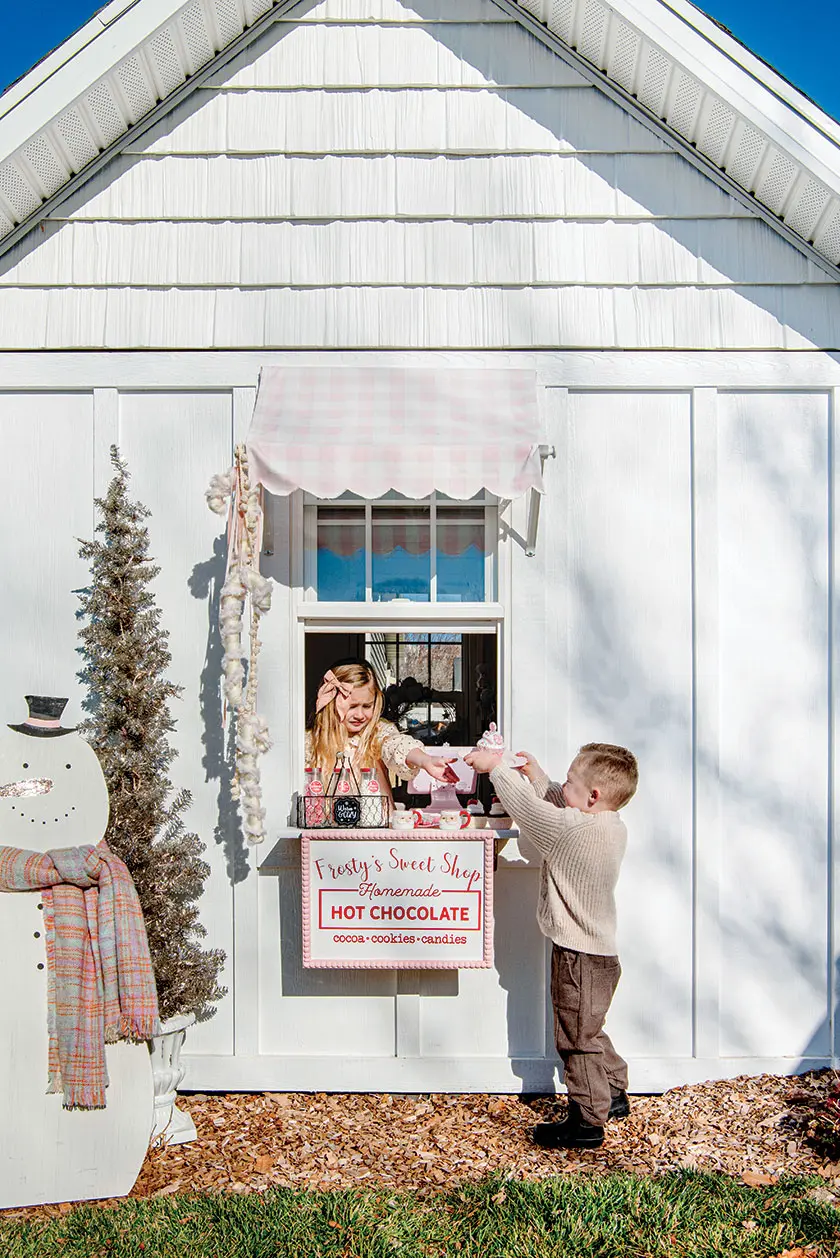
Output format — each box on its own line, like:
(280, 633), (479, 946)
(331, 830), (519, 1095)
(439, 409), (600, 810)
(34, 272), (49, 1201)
(301, 831), (494, 969)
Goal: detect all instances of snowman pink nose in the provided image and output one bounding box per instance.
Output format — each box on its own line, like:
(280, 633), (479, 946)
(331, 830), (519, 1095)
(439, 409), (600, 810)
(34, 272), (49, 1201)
(0, 777), (53, 797)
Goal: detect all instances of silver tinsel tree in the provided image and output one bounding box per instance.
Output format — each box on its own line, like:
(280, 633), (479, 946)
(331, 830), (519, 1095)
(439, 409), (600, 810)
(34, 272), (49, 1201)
(77, 446), (226, 1023)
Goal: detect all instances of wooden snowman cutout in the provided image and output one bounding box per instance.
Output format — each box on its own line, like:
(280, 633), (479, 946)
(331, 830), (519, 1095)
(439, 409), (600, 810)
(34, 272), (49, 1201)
(0, 697), (154, 1209)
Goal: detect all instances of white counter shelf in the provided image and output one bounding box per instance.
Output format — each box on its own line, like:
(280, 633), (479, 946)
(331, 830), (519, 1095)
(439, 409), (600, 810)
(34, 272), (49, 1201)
(257, 827), (526, 875)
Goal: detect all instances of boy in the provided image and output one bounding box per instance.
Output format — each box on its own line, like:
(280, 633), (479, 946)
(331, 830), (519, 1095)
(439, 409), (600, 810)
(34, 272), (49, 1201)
(465, 742), (638, 1150)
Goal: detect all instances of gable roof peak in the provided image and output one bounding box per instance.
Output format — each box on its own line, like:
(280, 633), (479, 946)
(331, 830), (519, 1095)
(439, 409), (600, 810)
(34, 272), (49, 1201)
(0, 0), (838, 270)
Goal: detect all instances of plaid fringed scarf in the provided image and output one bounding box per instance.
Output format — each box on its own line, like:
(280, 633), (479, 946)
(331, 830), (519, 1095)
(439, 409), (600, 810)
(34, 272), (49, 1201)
(0, 840), (160, 1109)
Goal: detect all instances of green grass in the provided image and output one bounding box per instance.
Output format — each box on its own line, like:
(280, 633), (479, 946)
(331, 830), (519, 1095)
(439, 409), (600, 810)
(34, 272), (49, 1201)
(1, 1172), (838, 1258)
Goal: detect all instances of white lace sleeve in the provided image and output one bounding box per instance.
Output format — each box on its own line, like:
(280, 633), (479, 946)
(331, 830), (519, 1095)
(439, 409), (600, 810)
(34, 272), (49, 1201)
(378, 724), (424, 780)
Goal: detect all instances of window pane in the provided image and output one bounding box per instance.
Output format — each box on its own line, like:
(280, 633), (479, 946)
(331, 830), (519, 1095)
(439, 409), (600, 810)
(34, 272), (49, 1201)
(372, 632), (491, 758)
(372, 507), (430, 602)
(436, 509), (486, 602)
(396, 639), (433, 739)
(430, 641), (463, 692)
(317, 508), (365, 602)
(398, 639), (429, 685)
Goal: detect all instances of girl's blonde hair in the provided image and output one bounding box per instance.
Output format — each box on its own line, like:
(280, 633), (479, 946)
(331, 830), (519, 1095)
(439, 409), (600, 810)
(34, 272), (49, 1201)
(307, 661), (384, 781)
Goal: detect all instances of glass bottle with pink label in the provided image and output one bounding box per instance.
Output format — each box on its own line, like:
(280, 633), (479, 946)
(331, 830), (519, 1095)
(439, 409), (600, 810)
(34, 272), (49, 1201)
(304, 766), (326, 826)
(359, 765), (386, 827)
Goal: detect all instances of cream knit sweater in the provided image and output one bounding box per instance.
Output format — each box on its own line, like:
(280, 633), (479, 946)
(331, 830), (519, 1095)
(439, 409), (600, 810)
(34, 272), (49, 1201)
(489, 764), (627, 956)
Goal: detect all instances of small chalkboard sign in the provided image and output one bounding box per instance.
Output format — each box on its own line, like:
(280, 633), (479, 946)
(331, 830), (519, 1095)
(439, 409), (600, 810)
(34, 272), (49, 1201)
(332, 795), (362, 827)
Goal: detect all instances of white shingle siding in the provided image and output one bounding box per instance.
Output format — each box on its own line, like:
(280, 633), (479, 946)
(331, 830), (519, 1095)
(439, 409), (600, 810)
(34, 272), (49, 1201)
(1, 6), (837, 350)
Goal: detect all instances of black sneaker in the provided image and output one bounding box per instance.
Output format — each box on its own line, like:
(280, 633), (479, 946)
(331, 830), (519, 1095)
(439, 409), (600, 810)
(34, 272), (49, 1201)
(608, 1090), (630, 1120)
(532, 1116), (604, 1150)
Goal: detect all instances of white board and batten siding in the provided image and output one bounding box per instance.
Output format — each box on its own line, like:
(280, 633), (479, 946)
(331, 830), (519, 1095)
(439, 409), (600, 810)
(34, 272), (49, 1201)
(0, 0), (838, 1093)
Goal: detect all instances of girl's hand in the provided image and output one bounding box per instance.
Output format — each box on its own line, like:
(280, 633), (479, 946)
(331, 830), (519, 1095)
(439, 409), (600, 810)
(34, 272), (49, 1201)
(424, 756), (459, 785)
(514, 751), (542, 782)
(407, 749), (459, 784)
(464, 749), (504, 774)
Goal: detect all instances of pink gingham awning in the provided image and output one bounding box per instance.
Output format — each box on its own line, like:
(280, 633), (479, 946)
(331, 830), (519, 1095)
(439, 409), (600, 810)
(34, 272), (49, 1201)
(246, 367), (544, 499)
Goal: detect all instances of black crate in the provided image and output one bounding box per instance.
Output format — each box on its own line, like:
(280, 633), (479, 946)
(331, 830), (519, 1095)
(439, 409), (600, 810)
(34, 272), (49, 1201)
(297, 793), (391, 829)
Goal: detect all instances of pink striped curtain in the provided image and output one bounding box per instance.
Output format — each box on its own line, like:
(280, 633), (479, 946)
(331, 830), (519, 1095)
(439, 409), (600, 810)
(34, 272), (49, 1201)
(319, 519), (484, 557)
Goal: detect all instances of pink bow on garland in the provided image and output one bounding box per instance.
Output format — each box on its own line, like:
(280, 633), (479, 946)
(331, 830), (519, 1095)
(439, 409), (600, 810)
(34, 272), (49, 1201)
(316, 669), (353, 719)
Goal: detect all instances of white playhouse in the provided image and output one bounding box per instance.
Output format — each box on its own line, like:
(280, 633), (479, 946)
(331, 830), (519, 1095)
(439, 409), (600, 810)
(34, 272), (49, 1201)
(0, 0), (839, 1097)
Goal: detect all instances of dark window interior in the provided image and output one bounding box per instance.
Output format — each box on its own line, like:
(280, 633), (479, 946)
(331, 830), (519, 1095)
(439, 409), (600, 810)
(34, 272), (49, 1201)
(304, 631), (498, 808)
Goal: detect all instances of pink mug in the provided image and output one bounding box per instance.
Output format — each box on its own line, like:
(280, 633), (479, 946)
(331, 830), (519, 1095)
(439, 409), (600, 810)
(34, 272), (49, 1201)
(438, 809), (471, 830)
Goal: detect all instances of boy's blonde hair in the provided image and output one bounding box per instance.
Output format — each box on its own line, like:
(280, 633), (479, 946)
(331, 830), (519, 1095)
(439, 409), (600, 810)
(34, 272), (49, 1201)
(574, 743), (638, 809)
(307, 661), (384, 780)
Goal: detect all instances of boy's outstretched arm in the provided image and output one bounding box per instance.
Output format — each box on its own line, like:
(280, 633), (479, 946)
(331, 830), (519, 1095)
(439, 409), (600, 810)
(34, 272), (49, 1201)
(465, 759), (578, 858)
(514, 750), (544, 783)
(505, 751), (566, 808)
(519, 760), (565, 806)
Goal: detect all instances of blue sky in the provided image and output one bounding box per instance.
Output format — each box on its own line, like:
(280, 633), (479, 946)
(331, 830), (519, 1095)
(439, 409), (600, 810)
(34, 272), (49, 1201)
(0, 0), (837, 122)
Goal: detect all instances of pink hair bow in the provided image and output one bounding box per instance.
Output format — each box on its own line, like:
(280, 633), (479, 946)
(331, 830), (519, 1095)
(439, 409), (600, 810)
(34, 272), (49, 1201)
(316, 669), (353, 718)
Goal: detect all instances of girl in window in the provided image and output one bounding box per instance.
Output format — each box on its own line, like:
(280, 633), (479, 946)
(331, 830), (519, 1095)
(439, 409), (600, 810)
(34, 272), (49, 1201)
(306, 659), (456, 798)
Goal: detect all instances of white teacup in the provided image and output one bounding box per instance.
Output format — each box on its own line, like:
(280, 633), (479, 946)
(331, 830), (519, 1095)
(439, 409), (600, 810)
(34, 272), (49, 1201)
(438, 809), (471, 830)
(392, 811), (416, 831)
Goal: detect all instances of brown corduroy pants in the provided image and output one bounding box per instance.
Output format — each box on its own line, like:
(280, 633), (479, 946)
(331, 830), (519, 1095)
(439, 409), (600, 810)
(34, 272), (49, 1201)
(551, 944), (629, 1127)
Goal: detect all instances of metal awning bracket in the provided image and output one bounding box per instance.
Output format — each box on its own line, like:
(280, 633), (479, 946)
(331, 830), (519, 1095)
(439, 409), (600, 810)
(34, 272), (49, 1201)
(525, 444), (556, 557)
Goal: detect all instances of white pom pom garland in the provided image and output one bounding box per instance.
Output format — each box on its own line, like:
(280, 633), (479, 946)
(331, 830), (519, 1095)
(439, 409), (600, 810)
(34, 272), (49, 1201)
(206, 468), (235, 515)
(206, 446), (272, 844)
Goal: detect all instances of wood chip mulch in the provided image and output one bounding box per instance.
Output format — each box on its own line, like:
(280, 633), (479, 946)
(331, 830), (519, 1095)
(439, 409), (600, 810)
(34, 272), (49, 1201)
(6, 1071), (840, 1218)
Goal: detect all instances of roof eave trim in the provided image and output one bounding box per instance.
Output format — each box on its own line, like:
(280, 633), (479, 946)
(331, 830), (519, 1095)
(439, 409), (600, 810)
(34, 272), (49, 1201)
(0, 0), (300, 258)
(1, 0), (839, 272)
(0, 2), (146, 122)
(639, 0), (840, 148)
(509, 0), (840, 269)
(0, 0), (186, 157)
(603, 0), (840, 188)
(503, 0), (840, 278)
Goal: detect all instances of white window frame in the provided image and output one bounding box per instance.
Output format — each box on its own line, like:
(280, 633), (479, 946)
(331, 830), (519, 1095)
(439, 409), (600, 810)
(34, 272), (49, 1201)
(302, 491), (499, 605)
(284, 491), (513, 796)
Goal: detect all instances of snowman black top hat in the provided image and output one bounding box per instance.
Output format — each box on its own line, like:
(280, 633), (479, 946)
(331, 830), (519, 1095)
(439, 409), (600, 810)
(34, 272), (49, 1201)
(9, 696), (76, 738)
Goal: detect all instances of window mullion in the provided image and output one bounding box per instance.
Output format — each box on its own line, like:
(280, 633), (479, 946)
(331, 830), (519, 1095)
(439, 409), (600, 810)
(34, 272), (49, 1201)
(304, 503), (316, 601)
(484, 505), (495, 602)
(365, 502), (373, 602)
(430, 495), (437, 603)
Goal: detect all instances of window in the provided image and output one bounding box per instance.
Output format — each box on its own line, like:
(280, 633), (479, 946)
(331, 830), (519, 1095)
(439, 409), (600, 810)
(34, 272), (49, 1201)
(307, 631), (495, 746)
(372, 506), (431, 601)
(296, 490), (506, 800)
(305, 493), (496, 604)
(368, 632), (463, 742)
(303, 629), (498, 806)
(316, 507), (365, 601)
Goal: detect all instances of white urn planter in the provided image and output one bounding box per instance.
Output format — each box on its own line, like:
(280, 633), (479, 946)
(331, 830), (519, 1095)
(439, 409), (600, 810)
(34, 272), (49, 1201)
(150, 1012), (197, 1146)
